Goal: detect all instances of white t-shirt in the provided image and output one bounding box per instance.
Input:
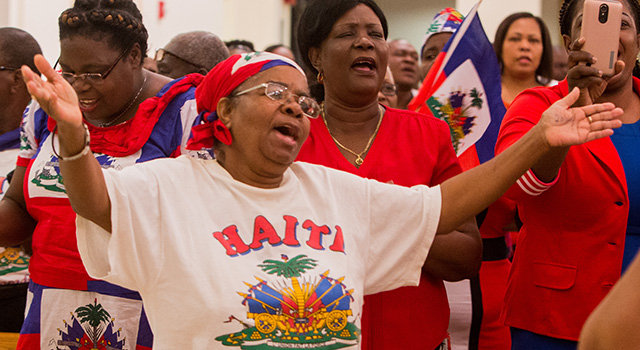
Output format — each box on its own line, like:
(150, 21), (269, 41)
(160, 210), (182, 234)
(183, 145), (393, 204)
(77, 156), (441, 349)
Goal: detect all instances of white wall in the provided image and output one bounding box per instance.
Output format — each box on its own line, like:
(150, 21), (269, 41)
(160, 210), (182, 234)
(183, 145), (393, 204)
(377, 0), (455, 52)
(221, 0), (292, 51)
(0, 0), (292, 62)
(0, 0), (563, 64)
(138, 0), (224, 54)
(3, 0), (72, 62)
(0, 0), (9, 29)
(139, 0), (292, 53)
(542, 0), (564, 44)
(456, 0), (542, 42)
(377, 0), (563, 53)
(457, 0), (562, 45)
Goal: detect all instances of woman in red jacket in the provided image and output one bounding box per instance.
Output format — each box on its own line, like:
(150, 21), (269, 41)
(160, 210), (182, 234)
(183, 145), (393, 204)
(496, 0), (640, 348)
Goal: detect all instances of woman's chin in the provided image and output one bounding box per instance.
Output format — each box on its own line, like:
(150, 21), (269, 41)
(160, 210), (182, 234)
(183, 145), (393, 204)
(340, 84), (379, 100)
(508, 68), (537, 79)
(263, 149), (299, 168)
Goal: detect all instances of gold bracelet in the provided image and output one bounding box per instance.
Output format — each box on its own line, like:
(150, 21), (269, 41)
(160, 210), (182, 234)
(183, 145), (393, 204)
(51, 123), (91, 161)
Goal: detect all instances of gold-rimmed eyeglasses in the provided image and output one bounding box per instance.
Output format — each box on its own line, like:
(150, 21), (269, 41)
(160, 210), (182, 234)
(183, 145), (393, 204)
(53, 47), (130, 85)
(234, 82), (320, 119)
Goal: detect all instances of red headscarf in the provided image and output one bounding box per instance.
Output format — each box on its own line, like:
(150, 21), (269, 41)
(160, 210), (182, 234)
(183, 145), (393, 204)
(186, 52), (306, 150)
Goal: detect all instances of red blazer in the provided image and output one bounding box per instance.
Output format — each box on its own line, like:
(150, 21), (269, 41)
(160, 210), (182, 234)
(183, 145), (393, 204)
(495, 79), (631, 341)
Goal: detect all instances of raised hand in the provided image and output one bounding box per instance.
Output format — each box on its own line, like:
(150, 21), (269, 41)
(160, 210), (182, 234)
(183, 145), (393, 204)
(538, 87), (622, 148)
(566, 37), (624, 107)
(21, 54), (83, 128)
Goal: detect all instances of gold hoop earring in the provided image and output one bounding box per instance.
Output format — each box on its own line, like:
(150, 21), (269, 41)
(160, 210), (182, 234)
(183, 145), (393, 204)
(317, 72), (324, 84)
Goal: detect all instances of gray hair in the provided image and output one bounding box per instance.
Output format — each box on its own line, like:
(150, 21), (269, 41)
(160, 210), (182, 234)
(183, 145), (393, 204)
(168, 31), (229, 71)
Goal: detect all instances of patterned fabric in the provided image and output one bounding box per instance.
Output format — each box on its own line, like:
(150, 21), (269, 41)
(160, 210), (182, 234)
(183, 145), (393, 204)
(14, 74), (205, 349)
(516, 169), (560, 196)
(0, 127), (20, 199)
(0, 247), (29, 285)
(0, 127), (29, 287)
(411, 4), (504, 170)
(422, 8), (464, 53)
(0, 126), (29, 333)
(17, 280), (153, 350)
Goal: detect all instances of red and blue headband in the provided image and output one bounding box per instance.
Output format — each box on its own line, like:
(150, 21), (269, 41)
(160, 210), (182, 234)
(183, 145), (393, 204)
(421, 8), (464, 58)
(187, 52), (306, 151)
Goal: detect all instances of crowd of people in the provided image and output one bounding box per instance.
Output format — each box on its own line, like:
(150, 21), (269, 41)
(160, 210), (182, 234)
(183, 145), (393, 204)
(0, 0), (637, 349)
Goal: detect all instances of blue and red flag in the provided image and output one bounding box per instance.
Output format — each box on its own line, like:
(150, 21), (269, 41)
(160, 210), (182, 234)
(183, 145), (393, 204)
(408, 0), (505, 171)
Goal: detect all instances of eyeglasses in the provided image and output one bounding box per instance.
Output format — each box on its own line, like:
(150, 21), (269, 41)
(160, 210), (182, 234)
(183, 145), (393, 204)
(155, 48), (203, 69)
(53, 47), (129, 85)
(0, 66), (19, 72)
(380, 83), (397, 96)
(234, 82), (320, 119)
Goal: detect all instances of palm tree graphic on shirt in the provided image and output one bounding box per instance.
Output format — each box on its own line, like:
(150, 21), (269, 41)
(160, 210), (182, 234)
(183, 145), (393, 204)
(216, 254), (359, 349)
(259, 254), (317, 321)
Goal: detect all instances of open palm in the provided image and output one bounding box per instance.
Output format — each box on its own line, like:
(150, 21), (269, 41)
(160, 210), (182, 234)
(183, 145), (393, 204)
(21, 54), (83, 128)
(539, 87), (622, 148)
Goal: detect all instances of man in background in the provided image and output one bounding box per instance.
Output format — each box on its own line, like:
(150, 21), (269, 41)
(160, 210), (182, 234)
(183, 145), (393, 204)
(388, 39), (420, 109)
(155, 31), (229, 79)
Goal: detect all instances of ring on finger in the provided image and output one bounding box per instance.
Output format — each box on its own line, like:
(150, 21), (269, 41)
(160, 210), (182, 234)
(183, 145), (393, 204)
(587, 116), (594, 124)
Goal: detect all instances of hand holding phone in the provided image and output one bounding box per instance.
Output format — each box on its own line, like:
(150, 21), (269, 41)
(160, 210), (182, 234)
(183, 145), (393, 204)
(580, 0), (623, 76)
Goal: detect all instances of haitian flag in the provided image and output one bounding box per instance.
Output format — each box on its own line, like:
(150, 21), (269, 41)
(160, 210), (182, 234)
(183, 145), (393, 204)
(408, 0), (505, 171)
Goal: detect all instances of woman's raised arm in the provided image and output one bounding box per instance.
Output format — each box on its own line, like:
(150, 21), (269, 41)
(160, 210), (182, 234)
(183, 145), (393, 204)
(437, 87), (622, 236)
(22, 54), (112, 232)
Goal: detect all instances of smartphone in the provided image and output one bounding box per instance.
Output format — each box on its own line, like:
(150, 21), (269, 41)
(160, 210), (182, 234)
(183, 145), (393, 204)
(581, 0), (622, 76)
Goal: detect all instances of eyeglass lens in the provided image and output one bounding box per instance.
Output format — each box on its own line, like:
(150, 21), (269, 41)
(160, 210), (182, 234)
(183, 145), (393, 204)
(265, 84), (319, 118)
(61, 72), (102, 85)
(380, 83), (396, 96)
(155, 49), (166, 62)
(55, 47), (128, 85)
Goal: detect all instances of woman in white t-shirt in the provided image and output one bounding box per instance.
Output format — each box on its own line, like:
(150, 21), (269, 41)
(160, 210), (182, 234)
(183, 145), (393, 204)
(20, 52), (620, 349)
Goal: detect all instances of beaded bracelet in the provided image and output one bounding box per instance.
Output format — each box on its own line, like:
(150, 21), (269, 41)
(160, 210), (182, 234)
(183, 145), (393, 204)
(51, 123), (91, 161)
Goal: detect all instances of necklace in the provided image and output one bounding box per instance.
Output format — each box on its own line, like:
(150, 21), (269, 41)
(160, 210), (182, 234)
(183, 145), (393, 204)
(98, 75), (147, 128)
(321, 103), (384, 167)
